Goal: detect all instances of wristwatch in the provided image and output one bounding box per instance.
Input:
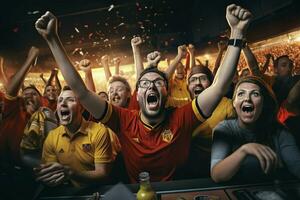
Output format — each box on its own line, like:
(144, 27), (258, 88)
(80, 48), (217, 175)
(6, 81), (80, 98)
(228, 39), (247, 48)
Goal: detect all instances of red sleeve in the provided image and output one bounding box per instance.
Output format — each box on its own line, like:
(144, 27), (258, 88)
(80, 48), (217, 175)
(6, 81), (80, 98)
(100, 103), (138, 135)
(277, 101), (296, 125)
(3, 95), (22, 117)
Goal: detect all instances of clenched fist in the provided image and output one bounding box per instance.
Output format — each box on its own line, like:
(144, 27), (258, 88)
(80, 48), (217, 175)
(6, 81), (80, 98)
(147, 51), (161, 67)
(226, 4), (252, 38)
(178, 45), (187, 59)
(35, 11), (58, 40)
(78, 59), (91, 72)
(131, 36), (142, 48)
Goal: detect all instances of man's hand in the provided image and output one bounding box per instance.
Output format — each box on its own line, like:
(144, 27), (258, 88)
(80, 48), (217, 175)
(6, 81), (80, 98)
(226, 4), (252, 38)
(178, 45), (187, 59)
(113, 57), (121, 66)
(264, 53), (272, 60)
(218, 40), (227, 51)
(147, 51), (161, 67)
(131, 36), (142, 48)
(101, 55), (109, 67)
(187, 44), (194, 55)
(34, 162), (68, 187)
(240, 143), (278, 174)
(35, 11), (58, 40)
(78, 59), (91, 72)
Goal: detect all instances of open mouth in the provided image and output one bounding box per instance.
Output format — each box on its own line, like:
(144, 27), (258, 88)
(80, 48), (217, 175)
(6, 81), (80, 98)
(146, 93), (159, 109)
(241, 105), (254, 113)
(194, 87), (203, 96)
(112, 95), (121, 103)
(60, 110), (70, 120)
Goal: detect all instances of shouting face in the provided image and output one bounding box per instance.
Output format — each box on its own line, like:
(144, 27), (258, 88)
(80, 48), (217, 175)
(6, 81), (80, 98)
(233, 82), (264, 128)
(22, 88), (41, 114)
(57, 90), (82, 126)
(188, 73), (211, 99)
(137, 72), (168, 119)
(108, 81), (130, 108)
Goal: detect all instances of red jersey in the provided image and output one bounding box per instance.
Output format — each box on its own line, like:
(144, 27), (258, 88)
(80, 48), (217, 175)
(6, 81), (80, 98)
(100, 99), (205, 183)
(127, 89), (139, 110)
(0, 95), (31, 164)
(41, 96), (57, 112)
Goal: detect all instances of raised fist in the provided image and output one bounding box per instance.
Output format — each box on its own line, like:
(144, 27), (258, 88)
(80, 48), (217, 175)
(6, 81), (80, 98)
(187, 44), (194, 55)
(178, 45), (187, 58)
(226, 4), (252, 36)
(147, 51), (161, 67)
(113, 57), (121, 65)
(131, 36), (142, 48)
(78, 59), (91, 71)
(264, 53), (272, 59)
(35, 11), (58, 40)
(101, 55), (109, 66)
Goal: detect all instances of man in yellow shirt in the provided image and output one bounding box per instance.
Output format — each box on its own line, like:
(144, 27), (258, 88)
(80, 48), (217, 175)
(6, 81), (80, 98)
(34, 86), (114, 187)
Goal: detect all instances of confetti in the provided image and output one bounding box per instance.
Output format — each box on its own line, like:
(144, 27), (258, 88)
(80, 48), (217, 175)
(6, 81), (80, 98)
(122, 36), (126, 40)
(108, 4), (114, 12)
(75, 27), (80, 33)
(104, 39), (109, 42)
(88, 33), (93, 39)
(84, 24), (89, 28)
(79, 51), (84, 56)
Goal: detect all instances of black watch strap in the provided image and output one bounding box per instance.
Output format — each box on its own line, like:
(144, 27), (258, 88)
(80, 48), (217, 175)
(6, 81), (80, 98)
(228, 39), (247, 48)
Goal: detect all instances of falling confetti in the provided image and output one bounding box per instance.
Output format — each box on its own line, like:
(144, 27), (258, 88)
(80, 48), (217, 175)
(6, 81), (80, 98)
(84, 24), (89, 28)
(122, 36), (126, 40)
(75, 27), (80, 33)
(79, 51), (84, 56)
(108, 4), (114, 12)
(88, 33), (93, 39)
(104, 39), (109, 42)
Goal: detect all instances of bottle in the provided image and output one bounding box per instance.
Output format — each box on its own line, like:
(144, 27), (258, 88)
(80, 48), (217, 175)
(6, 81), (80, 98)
(136, 172), (157, 200)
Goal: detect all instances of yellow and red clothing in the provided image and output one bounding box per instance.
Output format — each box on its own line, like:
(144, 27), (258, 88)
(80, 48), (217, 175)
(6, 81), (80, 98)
(100, 99), (205, 183)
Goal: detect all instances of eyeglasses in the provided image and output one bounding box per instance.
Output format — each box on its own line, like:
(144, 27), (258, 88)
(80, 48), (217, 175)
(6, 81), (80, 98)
(138, 78), (166, 88)
(188, 76), (208, 84)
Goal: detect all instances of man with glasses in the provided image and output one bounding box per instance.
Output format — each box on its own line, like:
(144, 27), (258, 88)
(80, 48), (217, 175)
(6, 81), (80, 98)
(35, 4), (252, 182)
(182, 66), (235, 178)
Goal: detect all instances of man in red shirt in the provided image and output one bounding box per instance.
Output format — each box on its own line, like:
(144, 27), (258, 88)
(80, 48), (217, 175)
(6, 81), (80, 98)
(36, 4), (252, 182)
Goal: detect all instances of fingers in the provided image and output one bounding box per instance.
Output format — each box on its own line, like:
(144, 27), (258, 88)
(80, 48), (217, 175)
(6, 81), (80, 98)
(253, 145), (278, 174)
(226, 4), (237, 14)
(131, 36), (142, 47)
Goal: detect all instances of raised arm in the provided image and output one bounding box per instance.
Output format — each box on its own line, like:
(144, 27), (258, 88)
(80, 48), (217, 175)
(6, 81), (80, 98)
(187, 44), (195, 69)
(260, 53), (272, 74)
(78, 59), (96, 92)
(131, 36), (144, 78)
(101, 55), (112, 81)
(165, 45), (186, 79)
(113, 57), (121, 75)
(242, 45), (263, 77)
(0, 56), (8, 87)
(47, 68), (62, 92)
(6, 47), (39, 97)
(35, 12), (106, 119)
(197, 4), (252, 117)
(39, 73), (47, 85)
(213, 40), (227, 75)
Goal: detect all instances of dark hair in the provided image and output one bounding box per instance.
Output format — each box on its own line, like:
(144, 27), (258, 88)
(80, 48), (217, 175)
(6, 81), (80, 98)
(136, 66), (169, 90)
(22, 84), (41, 96)
(187, 65), (214, 84)
(233, 76), (279, 148)
(62, 85), (72, 91)
(274, 55), (294, 69)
